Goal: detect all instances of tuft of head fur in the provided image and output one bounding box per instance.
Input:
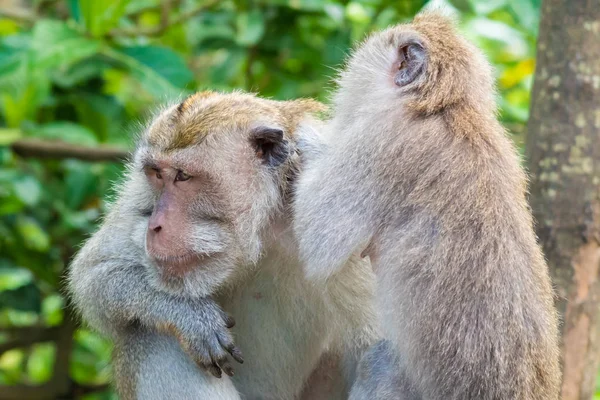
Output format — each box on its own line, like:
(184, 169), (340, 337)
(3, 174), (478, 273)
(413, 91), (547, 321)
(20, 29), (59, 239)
(133, 91), (326, 297)
(146, 91), (326, 152)
(335, 11), (497, 140)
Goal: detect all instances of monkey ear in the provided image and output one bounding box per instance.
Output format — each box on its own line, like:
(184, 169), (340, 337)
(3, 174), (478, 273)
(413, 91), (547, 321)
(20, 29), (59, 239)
(394, 42), (426, 87)
(250, 127), (290, 167)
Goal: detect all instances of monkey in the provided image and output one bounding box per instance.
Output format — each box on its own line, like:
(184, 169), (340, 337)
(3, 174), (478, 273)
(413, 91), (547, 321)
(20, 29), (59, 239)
(68, 90), (379, 400)
(293, 11), (561, 400)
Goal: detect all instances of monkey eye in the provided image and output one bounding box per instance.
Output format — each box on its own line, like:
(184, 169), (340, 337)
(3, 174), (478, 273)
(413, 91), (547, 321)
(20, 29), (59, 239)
(175, 170), (191, 182)
(154, 169), (162, 179)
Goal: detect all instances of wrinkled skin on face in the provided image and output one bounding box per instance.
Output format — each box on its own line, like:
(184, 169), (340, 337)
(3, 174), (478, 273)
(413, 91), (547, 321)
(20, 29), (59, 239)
(132, 91), (324, 298)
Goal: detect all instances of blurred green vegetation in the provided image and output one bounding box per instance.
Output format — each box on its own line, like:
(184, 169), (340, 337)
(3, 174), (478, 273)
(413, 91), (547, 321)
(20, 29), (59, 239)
(0, 0), (542, 398)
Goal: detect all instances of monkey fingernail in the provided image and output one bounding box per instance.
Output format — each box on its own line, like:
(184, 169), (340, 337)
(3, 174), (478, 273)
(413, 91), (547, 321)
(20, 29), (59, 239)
(208, 365), (222, 379)
(223, 365), (234, 377)
(225, 315), (236, 329)
(230, 348), (244, 364)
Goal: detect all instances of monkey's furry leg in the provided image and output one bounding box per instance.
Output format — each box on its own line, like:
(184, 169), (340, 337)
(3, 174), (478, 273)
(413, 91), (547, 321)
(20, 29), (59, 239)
(349, 340), (421, 400)
(113, 328), (241, 400)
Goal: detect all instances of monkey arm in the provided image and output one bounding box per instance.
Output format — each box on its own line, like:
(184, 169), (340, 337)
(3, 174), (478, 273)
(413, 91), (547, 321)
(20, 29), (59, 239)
(293, 147), (375, 280)
(68, 185), (243, 378)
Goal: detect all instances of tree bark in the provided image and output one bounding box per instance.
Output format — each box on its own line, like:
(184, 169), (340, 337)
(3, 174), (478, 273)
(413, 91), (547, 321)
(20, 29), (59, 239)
(526, 1), (600, 399)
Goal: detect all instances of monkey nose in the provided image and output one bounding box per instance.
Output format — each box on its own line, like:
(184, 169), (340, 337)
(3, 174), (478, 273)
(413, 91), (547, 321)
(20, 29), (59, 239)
(148, 220), (162, 234)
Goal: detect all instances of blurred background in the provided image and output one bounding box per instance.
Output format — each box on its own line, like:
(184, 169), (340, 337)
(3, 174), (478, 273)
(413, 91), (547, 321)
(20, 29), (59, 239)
(0, 0), (598, 399)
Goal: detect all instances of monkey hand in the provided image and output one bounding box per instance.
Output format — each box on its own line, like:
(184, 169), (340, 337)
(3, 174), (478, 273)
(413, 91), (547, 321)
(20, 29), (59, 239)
(295, 123), (327, 164)
(162, 299), (244, 379)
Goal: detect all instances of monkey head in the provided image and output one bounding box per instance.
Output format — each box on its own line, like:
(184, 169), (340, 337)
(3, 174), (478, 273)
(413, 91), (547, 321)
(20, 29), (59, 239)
(334, 11), (496, 121)
(132, 91), (325, 297)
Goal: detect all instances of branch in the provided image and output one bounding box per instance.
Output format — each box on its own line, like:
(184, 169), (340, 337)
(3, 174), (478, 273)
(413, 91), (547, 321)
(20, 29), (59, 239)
(11, 139), (129, 162)
(110, 0), (220, 37)
(0, 7), (36, 24)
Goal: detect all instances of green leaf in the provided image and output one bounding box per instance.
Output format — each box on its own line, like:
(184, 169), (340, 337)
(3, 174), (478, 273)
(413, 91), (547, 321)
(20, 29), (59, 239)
(236, 10), (266, 46)
(0, 266), (33, 291)
(287, 0), (325, 11)
(0, 283), (41, 312)
(72, 329), (113, 384)
(463, 17), (529, 58)
(13, 176), (42, 207)
(507, 0), (539, 35)
(0, 129), (22, 145)
(120, 46), (193, 88)
(31, 20), (100, 70)
(68, 0), (82, 22)
(15, 216), (50, 252)
(467, 0), (507, 15)
(42, 294), (64, 326)
(71, 94), (126, 144)
(64, 161), (99, 209)
(79, 0), (131, 37)
(52, 58), (111, 88)
(346, 2), (371, 24)
(102, 47), (182, 98)
(27, 343), (55, 383)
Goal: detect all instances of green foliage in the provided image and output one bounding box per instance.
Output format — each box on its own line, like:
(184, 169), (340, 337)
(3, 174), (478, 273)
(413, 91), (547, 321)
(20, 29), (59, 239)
(0, 0), (540, 396)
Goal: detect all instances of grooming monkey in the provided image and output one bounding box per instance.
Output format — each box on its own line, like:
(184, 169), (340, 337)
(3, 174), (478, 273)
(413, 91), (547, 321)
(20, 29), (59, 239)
(293, 12), (561, 399)
(68, 91), (378, 399)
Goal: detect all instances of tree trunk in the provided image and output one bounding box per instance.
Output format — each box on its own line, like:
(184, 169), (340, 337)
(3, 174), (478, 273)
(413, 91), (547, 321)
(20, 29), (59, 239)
(526, 0), (600, 399)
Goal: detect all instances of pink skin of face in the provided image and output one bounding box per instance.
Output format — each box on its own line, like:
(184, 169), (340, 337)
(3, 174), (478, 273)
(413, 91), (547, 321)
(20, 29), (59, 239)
(144, 161), (208, 277)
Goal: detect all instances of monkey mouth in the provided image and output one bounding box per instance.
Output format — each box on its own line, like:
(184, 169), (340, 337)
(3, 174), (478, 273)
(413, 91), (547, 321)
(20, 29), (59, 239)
(150, 252), (209, 276)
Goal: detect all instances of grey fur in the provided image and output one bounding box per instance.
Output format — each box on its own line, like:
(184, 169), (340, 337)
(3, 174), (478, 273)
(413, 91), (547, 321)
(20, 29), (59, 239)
(293, 12), (561, 400)
(68, 92), (379, 399)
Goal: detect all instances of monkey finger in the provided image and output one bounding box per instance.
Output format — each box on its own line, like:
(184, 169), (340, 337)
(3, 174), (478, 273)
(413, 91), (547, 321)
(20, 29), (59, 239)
(217, 334), (244, 364)
(219, 311), (236, 329)
(204, 363), (222, 379)
(216, 357), (234, 377)
(187, 342), (215, 373)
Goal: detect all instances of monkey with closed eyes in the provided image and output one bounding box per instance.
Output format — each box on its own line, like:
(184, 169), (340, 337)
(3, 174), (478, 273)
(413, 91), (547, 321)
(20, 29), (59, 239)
(293, 11), (561, 400)
(68, 91), (379, 399)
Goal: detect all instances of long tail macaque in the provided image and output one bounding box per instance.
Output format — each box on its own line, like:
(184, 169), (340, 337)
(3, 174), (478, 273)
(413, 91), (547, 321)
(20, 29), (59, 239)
(69, 91), (378, 399)
(293, 11), (561, 399)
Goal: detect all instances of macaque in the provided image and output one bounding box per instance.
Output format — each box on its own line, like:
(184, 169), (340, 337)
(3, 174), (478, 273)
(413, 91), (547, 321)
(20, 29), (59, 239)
(68, 91), (378, 399)
(293, 12), (561, 399)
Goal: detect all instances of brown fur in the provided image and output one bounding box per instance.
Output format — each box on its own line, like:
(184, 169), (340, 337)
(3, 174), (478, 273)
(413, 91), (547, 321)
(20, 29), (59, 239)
(69, 90), (377, 399)
(149, 91), (326, 151)
(294, 11), (561, 400)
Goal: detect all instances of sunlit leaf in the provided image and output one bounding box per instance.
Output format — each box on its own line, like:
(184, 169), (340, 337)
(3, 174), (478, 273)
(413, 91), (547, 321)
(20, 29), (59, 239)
(296, 0), (326, 10)
(15, 216), (50, 252)
(468, 0), (507, 15)
(31, 20), (100, 70)
(0, 19), (19, 36)
(13, 176), (42, 207)
(236, 10), (266, 46)
(0, 267), (33, 291)
(0, 128), (22, 145)
(507, 0), (539, 35)
(42, 294), (64, 326)
(79, 0), (131, 37)
(27, 343), (55, 383)
(102, 47), (181, 98)
(120, 46), (193, 88)
(499, 59), (535, 89)
(463, 17), (529, 58)
(346, 2), (371, 24)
